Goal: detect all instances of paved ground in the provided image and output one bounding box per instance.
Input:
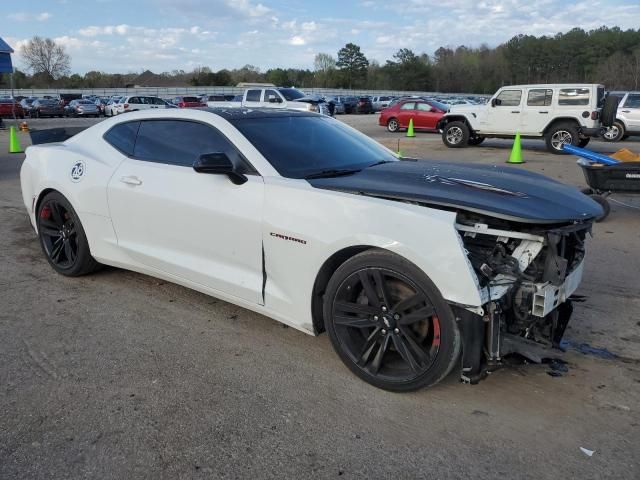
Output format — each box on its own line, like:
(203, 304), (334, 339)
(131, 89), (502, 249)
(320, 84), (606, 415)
(1, 117), (639, 479)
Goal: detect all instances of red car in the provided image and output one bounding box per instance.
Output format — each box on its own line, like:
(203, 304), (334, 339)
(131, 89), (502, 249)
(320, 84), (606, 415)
(172, 96), (206, 108)
(379, 99), (447, 133)
(0, 99), (25, 118)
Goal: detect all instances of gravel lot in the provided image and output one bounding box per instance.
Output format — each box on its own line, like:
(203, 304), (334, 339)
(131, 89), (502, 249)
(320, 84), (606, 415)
(1, 116), (639, 479)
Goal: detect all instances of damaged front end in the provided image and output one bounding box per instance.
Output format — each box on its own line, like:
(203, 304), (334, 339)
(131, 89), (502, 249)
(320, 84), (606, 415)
(453, 212), (592, 383)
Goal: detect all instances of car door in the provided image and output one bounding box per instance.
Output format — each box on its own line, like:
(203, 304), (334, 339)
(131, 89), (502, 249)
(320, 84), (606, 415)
(106, 119), (265, 305)
(414, 102), (440, 129)
(482, 89), (523, 134)
(263, 89), (284, 109)
(397, 102), (417, 128)
(621, 93), (640, 130)
(520, 88), (553, 134)
(243, 89), (263, 108)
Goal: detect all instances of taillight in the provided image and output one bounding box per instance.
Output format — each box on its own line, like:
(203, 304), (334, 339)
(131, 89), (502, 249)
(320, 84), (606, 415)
(123, 104), (129, 109)
(591, 111), (599, 120)
(179, 102), (185, 108)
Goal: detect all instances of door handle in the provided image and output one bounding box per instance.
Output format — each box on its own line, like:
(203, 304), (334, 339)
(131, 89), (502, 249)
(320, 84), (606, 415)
(120, 175), (142, 186)
(538, 111), (549, 114)
(621, 110), (630, 113)
(511, 111), (520, 113)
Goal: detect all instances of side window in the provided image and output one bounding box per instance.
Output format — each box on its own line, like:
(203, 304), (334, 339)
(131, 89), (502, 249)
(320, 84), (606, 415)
(527, 89), (553, 106)
(416, 103), (432, 112)
(624, 94), (640, 108)
(245, 90), (261, 102)
(128, 97), (139, 104)
(104, 121), (140, 156)
(400, 102), (416, 110)
(495, 90), (522, 107)
(133, 120), (248, 170)
(265, 90), (282, 103)
(558, 88), (590, 106)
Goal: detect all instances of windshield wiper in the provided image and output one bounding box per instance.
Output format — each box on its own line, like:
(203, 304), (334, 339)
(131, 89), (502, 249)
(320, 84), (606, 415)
(303, 168), (362, 179)
(368, 160), (394, 168)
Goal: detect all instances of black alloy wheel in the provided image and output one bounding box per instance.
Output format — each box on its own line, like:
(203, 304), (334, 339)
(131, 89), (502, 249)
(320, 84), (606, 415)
(37, 191), (101, 276)
(324, 250), (460, 391)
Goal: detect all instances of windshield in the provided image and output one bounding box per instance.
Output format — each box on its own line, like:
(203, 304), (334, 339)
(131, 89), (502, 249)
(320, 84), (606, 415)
(232, 115), (397, 179)
(278, 88), (306, 101)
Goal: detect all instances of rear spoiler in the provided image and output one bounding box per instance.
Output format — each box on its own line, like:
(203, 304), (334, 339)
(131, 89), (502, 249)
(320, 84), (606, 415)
(29, 127), (88, 145)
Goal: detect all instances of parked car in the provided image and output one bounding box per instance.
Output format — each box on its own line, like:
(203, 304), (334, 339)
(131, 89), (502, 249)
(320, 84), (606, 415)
(356, 97), (373, 114)
(104, 97), (123, 117)
(371, 96), (393, 112)
(329, 97), (345, 114)
(333, 96), (358, 114)
(20, 97), (37, 116)
(31, 99), (65, 118)
(0, 99), (25, 118)
(602, 91), (640, 142)
(206, 88), (330, 115)
(21, 108), (601, 391)
(115, 96), (174, 114)
(380, 99), (448, 133)
(437, 84), (618, 153)
(94, 98), (110, 116)
(173, 96), (206, 108)
(206, 94), (237, 102)
(59, 93), (83, 106)
(65, 99), (100, 117)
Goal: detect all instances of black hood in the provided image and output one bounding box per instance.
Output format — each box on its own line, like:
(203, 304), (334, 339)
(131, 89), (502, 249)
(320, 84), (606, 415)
(307, 159), (602, 224)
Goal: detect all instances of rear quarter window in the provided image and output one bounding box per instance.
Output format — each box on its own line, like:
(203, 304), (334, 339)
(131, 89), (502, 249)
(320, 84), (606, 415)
(558, 88), (590, 106)
(103, 121), (140, 156)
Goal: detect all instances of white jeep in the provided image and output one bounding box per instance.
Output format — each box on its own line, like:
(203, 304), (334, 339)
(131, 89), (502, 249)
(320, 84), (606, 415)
(437, 84), (618, 154)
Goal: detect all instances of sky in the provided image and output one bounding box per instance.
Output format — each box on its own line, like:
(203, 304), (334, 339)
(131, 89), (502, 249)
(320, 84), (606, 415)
(3, 0), (640, 75)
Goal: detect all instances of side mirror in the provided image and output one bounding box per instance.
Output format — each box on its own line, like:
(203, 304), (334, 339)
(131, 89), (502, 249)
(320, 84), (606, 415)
(193, 153), (247, 185)
(491, 98), (499, 107)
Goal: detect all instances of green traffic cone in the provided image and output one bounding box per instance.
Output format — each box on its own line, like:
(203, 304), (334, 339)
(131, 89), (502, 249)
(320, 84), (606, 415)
(9, 126), (23, 154)
(507, 132), (524, 164)
(406, 118), (415, 138)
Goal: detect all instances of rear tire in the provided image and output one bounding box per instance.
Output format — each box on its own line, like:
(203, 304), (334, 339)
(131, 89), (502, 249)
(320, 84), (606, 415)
(323, 249), (461, 392)
(442, 121), (470, 148)
(602, 120), (625, 142)
(468, 136), (485, 146)
(387, 118), (400, 133)
(545, 122), (579, 154)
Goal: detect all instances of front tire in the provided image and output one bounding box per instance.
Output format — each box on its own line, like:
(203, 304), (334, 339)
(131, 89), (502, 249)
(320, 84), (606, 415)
(468, 136), (485, 146)
(602, 121), (625, 142)
(578, 137), (591, 148)
(545, 122), (579, 154)
(37, 191), (101, 276)
(442, 121), (470, 148)
(323, 249), (461, 392)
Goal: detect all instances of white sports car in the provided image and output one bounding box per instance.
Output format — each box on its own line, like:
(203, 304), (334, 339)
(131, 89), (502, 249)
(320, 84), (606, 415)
(20, 108), (602, 391)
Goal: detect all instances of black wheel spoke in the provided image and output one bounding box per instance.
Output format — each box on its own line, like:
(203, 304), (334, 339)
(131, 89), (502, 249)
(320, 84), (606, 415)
(398, 327), (430, 364)
(334, 301), (378, 316)
(334, 315), (377, 329)
(40, 226), (61, 238)
(50, 203), (65, 225)
(399, 305), (435, 325)
(40, 218), (60, 230)
(392, 334), (421, 373)
(50, 239), (64, 262)
(64, 241), (75, 263)
(357, 328), (381, 366)
(372, 270), (391, 307)
(370, 334), (390, 374)
(393, 292), (425, 315)
(358, 271), (381, 308)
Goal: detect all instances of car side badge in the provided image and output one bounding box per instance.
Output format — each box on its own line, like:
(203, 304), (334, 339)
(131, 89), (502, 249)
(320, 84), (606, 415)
(70, 160), (86, 182)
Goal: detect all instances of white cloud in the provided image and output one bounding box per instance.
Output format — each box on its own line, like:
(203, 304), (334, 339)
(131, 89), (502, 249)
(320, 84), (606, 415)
(225, 0), (270, 17)
(8, 11), (52, 22)
(289, 36), (306, 46)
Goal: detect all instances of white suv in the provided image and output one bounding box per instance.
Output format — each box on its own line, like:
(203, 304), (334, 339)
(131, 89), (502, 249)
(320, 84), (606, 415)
(437, 84), (617, 154)
(115, 95), (174, 114)
(603, 91), (640, 142)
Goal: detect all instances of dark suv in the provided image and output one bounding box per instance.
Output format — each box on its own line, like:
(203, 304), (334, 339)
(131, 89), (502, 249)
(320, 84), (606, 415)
(356, 97), (373, 114)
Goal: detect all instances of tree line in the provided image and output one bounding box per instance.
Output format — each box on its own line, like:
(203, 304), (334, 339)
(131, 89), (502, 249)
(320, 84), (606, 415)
(3, 26), (640, 93)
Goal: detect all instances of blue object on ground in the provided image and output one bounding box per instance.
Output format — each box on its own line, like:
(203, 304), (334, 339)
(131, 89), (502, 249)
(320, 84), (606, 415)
(560, 339), (618, 360)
